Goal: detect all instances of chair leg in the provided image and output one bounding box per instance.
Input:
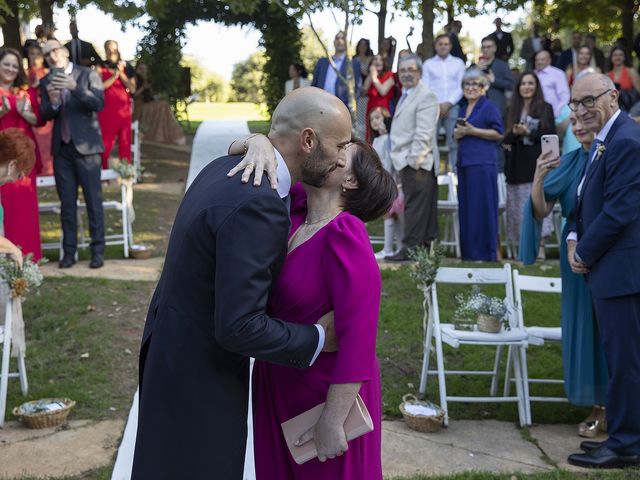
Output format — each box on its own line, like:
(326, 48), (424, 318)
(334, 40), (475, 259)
(419, 313), (434, 396)
(434, 326), (449, 427)
(18, 353), (28, 396)
(121, 185), (130, 259)
(520, 346), (532, 426)
(0, 300), (13, 428)
(453, 213), (461, 258)
(490, 345), (502, 396)
(503, 345), (513, 396)
(511, 346), (528, 427)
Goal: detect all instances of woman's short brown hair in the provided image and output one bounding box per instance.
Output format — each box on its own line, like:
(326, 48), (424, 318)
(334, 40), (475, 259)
(342, 139), (397, 223)
(0, 128), (36, 174)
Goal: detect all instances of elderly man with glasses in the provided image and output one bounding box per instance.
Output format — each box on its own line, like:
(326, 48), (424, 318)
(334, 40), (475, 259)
(566, 74), (640, 469)
(39, 39), (106, 269)
(386, 54), (439, 262)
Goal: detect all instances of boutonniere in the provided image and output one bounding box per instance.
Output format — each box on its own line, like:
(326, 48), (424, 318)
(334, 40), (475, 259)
(594, 143), (606, 161)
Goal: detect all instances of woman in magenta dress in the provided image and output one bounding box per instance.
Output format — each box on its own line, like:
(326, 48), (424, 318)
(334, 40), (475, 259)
(238, 138), (396, 479)
(363, 54), (396, 142)
(98, 40), (136, 169)
(0, 47), (43, 261)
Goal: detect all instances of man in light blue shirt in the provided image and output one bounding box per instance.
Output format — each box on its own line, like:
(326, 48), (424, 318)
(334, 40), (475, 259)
(312, 32), (361, 109)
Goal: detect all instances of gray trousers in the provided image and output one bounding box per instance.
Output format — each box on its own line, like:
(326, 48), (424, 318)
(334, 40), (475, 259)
(400, 166), (439, 249)
(440, 104), (459, 173)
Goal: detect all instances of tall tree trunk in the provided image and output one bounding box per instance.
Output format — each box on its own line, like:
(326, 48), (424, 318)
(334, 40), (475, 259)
(377, 0), (387, 52)
(446, 1), (455, 25)
(39, 0), (55, 32)
(421, 0), (435, 61)
(621, 0), (635, 59)
(2, 0), (22, 50)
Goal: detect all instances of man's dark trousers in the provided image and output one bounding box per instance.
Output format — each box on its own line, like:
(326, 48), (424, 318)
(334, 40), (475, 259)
(54, 141), (105, 256)
(400, 166), (438, 248)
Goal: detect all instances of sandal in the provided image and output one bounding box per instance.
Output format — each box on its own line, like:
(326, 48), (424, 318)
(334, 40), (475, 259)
(578, 406), (607, 438)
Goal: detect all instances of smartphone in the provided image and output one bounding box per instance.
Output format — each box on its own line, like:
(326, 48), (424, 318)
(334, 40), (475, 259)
(456, 118), (467, 127)
(541, 134), (560, 158)
(50, 67), (64, 78)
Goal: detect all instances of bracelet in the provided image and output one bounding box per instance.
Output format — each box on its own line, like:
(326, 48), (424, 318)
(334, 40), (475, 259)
(242, 134), (259, 156)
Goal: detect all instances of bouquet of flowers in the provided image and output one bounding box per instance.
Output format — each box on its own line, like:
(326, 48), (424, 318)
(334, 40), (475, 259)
(110, 158), (140, 180)
(453, 286), (510, 332)
(0, 253), (43, 298)
(408, 243), (445, 289)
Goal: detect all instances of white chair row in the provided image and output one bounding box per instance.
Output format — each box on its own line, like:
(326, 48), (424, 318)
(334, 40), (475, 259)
(419, 264), (564, 427)
(37, 169), (134, 259)
(0, 293), (28, 428)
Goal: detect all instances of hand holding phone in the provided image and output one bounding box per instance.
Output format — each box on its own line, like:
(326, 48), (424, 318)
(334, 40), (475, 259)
(541, 134), (560, 158)
(456, 118), (467, 127)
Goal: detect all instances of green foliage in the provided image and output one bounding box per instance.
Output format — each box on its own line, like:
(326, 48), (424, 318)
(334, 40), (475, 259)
(230, 51), (266, 103)
(407, 243), (445, 288)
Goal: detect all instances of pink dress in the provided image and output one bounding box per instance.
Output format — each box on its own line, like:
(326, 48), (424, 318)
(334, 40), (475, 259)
(252, 185), (382, 480)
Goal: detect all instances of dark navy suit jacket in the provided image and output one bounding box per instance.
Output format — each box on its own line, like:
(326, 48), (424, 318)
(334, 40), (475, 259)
(575, 112), (640, 298)
(132, 156), (319, 479)
(311, 56), (361, 107)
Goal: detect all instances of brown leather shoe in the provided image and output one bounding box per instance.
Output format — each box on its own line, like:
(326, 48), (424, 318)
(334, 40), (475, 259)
(385, 248), (409, 262)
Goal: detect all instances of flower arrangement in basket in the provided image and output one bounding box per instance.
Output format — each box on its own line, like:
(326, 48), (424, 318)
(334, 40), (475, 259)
(0, 253), (43, 299)
(453, 287), (511, 333)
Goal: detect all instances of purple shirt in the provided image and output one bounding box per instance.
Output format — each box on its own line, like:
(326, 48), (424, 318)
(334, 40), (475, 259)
(535, 65), (570, 117)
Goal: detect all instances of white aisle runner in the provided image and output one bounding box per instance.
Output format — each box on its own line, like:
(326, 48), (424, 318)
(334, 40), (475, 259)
(111, 120), (257, 480)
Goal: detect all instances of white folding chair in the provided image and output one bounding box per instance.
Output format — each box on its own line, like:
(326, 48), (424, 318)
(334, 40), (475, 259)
(131, 120), (142, 182)
(437, 173), (460, 258)
(420, 264), (530, 427)
(504, 271), (565, 425)
(497, 173), (512, 258)
(0, 294), (28, 428)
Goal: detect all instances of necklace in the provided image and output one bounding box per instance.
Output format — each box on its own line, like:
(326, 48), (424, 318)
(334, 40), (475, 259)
(304, 211), (341, 225)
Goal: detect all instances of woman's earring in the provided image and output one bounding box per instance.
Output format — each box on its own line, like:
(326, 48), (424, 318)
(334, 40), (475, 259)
(342, 186), (346, 193)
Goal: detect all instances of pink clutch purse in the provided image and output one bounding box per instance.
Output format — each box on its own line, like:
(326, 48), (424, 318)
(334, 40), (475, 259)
(280, 394), (374, 465)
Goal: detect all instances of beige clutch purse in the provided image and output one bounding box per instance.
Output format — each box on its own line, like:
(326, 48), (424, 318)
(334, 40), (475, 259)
(280, 394), (374, 465)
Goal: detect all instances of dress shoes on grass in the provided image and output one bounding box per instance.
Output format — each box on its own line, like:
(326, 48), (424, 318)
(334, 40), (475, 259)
(568, 445), (639, 469)
(58, 255), (76, 269)
(89, 254), (104, 269)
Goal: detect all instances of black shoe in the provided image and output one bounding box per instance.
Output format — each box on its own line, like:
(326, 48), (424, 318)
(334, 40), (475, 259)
(581, 440), (606, 452)
(58, 255), (76, 269)
(386, 248), (410, 262)
(89, 254), (104, 269)
(568, 446), (640, 469)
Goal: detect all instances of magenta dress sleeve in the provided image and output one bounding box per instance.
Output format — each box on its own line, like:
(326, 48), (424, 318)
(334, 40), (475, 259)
(323, 213), (381, 384)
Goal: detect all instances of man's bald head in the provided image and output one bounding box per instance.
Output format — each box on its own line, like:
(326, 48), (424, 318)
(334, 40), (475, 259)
(269, 87), (352, 185)
(270, 87), (350, 141)
(571, 73), (619, 134)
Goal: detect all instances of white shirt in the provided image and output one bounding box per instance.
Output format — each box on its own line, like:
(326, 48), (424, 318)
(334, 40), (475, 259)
(323, 54), (345, 96)
(568, 109), (622, 243)
(273, 147), (325, 364)
(422, 54), (465, 105)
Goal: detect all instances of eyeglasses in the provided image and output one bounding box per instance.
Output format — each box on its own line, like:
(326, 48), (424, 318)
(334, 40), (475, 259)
(463, 81), (482, 88)
(399, 67), (419, 74)
(568, 89), (612, 111)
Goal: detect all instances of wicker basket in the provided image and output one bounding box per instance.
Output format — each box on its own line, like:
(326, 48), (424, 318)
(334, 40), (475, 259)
(399, 394), (444, 433)
(13, 398), (76, 429)
(129, 244), (153, 259)
(477, 314), (502, 333)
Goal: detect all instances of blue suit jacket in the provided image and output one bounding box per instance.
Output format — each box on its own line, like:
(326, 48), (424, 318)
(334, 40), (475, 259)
(575, 112), (640, 298)
(311, 56), (361, 108)
(557, 49), (573, 70)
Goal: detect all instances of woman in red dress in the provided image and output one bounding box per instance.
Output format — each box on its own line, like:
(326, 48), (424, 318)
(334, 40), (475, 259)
(0, 47), (43, 261)
(363, 54), (396, 142)
(98, 40), (136, 169)
(27, 45), (54, 176)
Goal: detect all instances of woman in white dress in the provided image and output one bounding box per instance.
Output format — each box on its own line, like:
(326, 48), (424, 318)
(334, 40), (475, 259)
(284, 63), (311, 95)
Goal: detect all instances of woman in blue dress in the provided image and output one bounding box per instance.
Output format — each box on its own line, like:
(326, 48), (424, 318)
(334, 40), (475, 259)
(454, 68), (504, 261)
(519, 114), (608, 438)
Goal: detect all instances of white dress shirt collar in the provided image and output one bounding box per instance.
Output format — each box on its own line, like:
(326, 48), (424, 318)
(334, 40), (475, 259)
(65, 62), (74, 75)
(274, 147), (291, 199)
(596, 109), (621, 142)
